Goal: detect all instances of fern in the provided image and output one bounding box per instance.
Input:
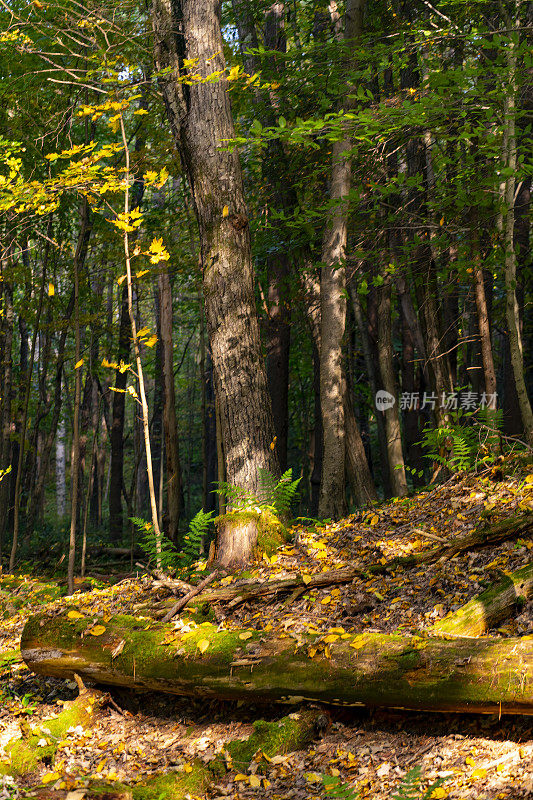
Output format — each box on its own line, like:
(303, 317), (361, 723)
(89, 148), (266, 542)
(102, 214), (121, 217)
(180, 509), (215, 566)
(321, 766), (446, 800)
(257, 467), (301, 516)
(420, 406), (503, 474)
(214, 468), (300, 515)
(131, 517), (180, 573)
(391, 767), (446, 800)
(322, 774), (358, 799)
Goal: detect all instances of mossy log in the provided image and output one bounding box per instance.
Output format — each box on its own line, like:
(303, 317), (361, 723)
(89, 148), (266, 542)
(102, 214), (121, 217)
(21, 611), (533, 716)
(433, 562), (533, 638)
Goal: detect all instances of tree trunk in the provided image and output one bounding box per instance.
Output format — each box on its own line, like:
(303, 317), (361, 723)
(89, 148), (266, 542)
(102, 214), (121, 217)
(318, 0), (365, 520)
(159, 267), (182, 542)
(55, 412), (67, 518)
(0, 277), (14, 558)
(501, 15), (533, 444)
(302, 270), (375, 509)
(21, 611), (533, 716)
(202, 346), (217, 516)
(153, 0), (279, 567)
(9, 232), (50, 570)
(376, 276), (408, 497)
(109, 285), (130, 543)
(68, 200), (91, 595)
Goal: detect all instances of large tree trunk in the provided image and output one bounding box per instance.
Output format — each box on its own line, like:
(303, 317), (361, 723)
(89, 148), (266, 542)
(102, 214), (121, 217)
(318, 0), (365, 520)
(21, 611), (533, 715)
(153, 0), (278, 567)
(302, 270), (376, 508)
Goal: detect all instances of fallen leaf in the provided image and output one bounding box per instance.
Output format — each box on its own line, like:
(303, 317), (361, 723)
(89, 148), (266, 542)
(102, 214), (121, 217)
(89, 625), (106, 636)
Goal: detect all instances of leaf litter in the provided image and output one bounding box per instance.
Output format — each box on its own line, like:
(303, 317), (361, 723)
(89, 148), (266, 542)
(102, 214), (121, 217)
(1, 455), (533, 799)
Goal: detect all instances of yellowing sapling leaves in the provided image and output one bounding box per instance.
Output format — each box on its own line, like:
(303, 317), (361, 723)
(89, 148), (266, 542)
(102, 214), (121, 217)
(147, 237), (170, 264)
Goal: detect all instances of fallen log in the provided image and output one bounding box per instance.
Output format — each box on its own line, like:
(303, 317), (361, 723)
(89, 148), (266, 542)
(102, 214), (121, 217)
(21, 611), (533, 715)
(145, 512), (533, 614)
(433, 562), (533, 638)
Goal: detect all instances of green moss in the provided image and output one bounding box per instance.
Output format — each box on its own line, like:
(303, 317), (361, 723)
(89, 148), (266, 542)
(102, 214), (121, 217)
(0, 649), (20, 668)
(227, 712), (317, 771)
(132, 762), (211, 799)
(1, 693), (100, 777)
(214, 508), (288, 556)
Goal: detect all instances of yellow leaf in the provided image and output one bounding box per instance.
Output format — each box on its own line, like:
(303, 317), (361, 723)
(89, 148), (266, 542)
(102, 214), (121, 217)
(249, 774), (261, 788)
(496, 763), (505, 773)
(431, 789), (448, 798)
(222, 205), (229, 217)
(41, 773), (60, 785)
(75, 359), (84, 369)
(117, 275), (126, 285)
(234, 774), (248, 782)
(308, 647), (317, 658)
(302, 574), (312, 585)
(48, 283), (55, 297)
(197, 638), (210, 653)
(525, 475), (533, 484)
(321, 595), (332, 604)
(323, 634), (339, 644)
(471, 769), (487, 780)
(465, 757), (475, 767)
(350, 636), (366, 650)
(89, 625), (106, 636)
(227, 64), (241, 81)
(305, 772), (322, 783)
(183, 763), (193, 773)
(370, 514), (379, 525)
(239, 631), (253, 640)
(270, 436), (277, 450)
(67, 610), (84, 619)
(145, 335), (158, 348)
(134, 108), (149, 115)
(137, 326), (150, 338)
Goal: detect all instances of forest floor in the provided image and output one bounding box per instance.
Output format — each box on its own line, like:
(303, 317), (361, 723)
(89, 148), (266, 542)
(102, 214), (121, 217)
(1, 453), (533, 800)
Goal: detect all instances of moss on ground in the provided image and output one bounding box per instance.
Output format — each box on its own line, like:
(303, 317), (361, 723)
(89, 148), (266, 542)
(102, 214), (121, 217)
(0, 649), (20, 668)
(1, 690), (103, 777)
(227, 710), (319, 771)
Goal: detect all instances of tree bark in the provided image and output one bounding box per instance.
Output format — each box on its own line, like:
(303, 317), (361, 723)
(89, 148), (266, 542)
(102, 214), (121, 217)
(302, 269), (376, 508)
(376, 276), (408, 497)
(500, 12), (533, 444)
(153, 0), (279, 567)
(21, 612), (533, 715)
(159, 267), (182, 542)
(318, 0), (365, 520)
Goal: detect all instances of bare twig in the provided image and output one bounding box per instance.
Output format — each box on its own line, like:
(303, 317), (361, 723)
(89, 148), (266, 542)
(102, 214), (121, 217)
(161, 570), (220, 623)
